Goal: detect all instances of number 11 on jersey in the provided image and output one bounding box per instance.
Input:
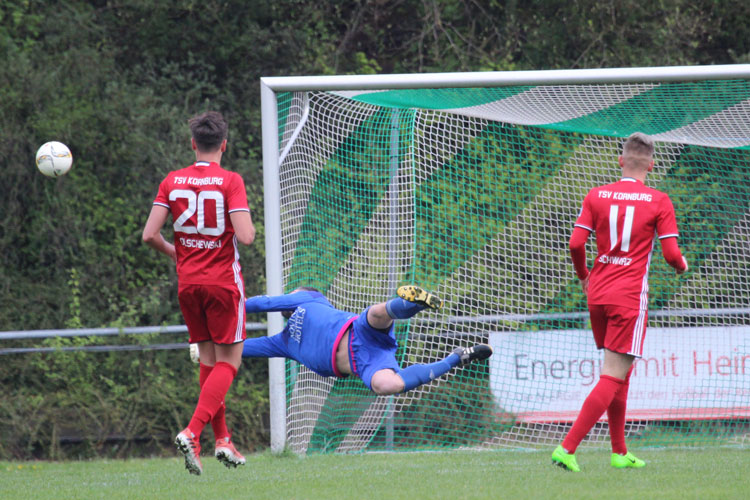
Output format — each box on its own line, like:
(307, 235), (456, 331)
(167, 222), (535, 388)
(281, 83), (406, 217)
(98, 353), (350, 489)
(609, 205), (635, 252)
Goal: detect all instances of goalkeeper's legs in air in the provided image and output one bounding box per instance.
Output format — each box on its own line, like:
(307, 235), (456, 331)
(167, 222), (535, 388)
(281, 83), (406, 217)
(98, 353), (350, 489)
(369, 344), (493, 395)
(360, 284), (444, 332)
(363, 286), (493, 395)
(396, 345), (493, 393)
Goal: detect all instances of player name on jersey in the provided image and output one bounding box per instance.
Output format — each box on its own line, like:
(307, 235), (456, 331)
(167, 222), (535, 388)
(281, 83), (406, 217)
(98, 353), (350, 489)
(179, 237), (223, 249)
(597, 255), (632, 266)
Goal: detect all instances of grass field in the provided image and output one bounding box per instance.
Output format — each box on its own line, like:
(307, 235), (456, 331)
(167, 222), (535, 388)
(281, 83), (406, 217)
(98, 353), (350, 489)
(2, 447), (748, 499)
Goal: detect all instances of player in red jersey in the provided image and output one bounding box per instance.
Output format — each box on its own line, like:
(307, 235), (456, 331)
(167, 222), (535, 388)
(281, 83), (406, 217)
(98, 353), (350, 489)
(142, 111), (255, 475)
(552, 132), (688, 472)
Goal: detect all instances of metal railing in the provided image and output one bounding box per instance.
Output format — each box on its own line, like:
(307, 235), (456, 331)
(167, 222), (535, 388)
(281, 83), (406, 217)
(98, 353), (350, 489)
(4, 306), (746, 355)
(0, 323), (268, 355)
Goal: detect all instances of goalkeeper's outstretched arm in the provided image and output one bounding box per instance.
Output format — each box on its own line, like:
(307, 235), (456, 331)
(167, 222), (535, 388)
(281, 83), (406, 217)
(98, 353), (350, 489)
(245, 291), (320, 313)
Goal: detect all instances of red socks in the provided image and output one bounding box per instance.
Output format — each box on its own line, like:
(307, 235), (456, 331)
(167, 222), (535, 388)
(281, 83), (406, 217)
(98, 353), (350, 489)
(189, 362), (238, 437)
(607, 367), (633, 455)
(562, 375), (623, 454)
(199, 363), (230, 440)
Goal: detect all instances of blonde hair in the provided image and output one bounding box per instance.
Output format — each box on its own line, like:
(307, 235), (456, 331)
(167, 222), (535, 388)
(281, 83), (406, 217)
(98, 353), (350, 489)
(622, 132), (654, 170)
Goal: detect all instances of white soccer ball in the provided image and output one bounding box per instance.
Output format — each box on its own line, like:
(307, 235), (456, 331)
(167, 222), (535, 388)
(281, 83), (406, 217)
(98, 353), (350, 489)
(36, 141), (73, 177)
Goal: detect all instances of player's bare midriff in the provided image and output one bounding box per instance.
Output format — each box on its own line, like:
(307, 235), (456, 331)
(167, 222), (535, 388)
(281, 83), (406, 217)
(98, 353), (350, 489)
(335, 328), (353, 375)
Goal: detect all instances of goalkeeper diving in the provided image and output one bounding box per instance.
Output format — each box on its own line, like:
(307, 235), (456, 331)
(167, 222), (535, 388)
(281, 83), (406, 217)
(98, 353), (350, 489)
(195, 285), (492, 395)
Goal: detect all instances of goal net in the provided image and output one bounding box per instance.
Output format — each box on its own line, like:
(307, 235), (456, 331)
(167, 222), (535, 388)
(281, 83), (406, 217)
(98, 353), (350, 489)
(262, 68), (750, 454)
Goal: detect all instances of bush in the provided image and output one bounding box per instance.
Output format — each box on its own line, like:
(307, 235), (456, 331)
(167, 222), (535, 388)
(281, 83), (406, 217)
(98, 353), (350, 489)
(0, 337), (270, 460)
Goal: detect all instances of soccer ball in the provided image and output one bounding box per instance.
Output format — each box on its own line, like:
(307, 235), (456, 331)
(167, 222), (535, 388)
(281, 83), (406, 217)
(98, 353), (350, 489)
(36, 141), (73, 177)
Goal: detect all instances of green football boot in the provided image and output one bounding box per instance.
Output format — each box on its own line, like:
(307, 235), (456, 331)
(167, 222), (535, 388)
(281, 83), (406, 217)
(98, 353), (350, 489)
(611, 451), (646, 468)
(551, 445), (580, 472)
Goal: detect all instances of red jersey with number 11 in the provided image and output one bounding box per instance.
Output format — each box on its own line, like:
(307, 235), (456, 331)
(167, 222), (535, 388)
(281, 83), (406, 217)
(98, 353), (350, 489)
(153, 161), (250, 286)
(574, 177), (679, 310)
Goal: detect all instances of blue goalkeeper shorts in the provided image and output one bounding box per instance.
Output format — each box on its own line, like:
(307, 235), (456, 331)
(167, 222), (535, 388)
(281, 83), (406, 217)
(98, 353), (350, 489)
(348, 307), (400, 390)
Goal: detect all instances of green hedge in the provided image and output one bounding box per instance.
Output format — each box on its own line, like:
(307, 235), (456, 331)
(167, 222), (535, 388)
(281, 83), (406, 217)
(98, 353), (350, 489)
(0, 335), (269, 460)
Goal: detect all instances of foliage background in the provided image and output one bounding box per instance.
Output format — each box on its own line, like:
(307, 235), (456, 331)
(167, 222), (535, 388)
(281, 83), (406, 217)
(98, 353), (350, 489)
(1, 0), (749, 459)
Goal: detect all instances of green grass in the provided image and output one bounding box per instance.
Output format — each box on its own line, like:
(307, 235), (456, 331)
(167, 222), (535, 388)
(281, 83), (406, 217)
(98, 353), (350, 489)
(2, 447), (748, 499)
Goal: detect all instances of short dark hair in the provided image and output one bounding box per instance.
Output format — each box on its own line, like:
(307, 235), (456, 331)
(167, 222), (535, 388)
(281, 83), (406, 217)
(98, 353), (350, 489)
(189, 111), (228, 152)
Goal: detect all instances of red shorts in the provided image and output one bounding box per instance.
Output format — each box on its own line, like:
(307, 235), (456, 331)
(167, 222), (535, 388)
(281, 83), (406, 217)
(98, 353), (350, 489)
(588, 304), (647, 357)
(178, 283), (246, 345)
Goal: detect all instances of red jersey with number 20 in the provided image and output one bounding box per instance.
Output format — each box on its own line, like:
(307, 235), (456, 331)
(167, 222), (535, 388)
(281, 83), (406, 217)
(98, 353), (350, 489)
(153, 161), (250, 286)
(574, 177), (679, 310)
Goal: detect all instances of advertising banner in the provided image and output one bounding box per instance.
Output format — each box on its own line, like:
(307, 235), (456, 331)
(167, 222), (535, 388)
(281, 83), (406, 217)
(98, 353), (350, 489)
(489, 326), (750, 422)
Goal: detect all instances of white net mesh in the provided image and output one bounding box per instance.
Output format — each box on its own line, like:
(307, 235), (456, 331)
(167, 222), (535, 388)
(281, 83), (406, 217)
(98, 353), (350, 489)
(273, 82), (750, 453)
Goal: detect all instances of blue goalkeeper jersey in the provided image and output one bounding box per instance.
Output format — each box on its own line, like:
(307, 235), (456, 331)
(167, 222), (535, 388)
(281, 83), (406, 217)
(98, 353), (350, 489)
(245, 291), (357, 378)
